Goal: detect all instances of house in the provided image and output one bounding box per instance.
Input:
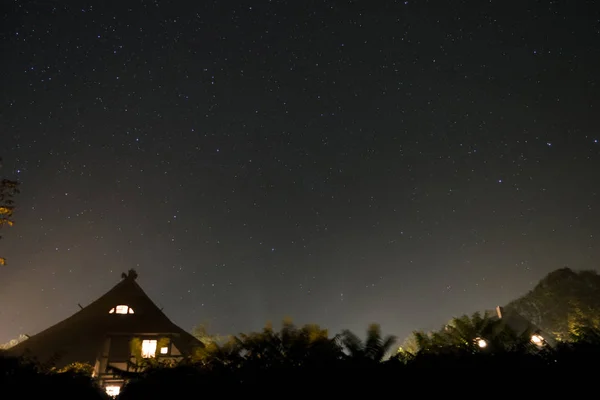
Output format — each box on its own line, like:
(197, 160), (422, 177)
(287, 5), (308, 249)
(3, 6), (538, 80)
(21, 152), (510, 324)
(492, 305), (556, 347)
(7, 269), (202, 396)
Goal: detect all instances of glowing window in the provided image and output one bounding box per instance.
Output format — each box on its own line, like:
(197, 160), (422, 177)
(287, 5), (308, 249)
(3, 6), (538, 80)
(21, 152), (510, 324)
(160, 346), (169, 355)
(105, 385), (120, 397)
(141, 340), (157, 358)
(116, 305), (129, 314)
(109, 305), (134, 314)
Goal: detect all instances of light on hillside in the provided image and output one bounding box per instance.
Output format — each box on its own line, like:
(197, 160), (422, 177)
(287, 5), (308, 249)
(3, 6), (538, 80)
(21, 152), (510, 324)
(531, 334), (544, 346)
(475, 337), (487, 348)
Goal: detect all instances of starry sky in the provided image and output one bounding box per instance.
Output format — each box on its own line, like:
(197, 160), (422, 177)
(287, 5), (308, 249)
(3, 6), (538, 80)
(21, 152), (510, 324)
(1, 0), (599, 344)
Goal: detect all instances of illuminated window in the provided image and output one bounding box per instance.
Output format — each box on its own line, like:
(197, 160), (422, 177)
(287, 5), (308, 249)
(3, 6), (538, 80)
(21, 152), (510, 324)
(160, 346), (169, 355)
(105, 385), (120, 397)
(116, 305), (129, 314)
(109, 305), (134, 314)
(141, 340), (157, 358)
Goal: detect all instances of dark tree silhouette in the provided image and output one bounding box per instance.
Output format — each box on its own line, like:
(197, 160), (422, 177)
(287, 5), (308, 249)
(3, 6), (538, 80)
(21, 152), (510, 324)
(410, 311), (533, 356)
(192, 319), (343, 374)
(340, 323), (396, 363)
(0, 158), (20, 266)
(0, 354), (109, 399)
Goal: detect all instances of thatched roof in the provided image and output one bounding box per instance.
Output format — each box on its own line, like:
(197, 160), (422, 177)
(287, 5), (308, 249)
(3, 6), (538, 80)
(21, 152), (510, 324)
(7, 270), (201, 367)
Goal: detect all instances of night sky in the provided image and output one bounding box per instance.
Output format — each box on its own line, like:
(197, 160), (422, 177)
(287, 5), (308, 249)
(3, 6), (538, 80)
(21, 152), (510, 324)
(1, 1), (599, 344)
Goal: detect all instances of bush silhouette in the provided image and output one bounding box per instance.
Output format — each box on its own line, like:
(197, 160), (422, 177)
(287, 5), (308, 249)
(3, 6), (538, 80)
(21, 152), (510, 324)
(0, 353), (108, 399)
(3, 319), (599, 399)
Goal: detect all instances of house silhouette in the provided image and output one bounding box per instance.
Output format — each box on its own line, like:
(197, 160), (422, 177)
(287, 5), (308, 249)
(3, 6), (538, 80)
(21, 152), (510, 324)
(8, 269), (202, 395)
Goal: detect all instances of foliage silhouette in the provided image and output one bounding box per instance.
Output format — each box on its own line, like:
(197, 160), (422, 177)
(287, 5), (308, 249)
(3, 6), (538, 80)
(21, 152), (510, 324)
(0, 333), (28, 350)
(340, 323), (396, 364)
(193, 319), (343, 370)
(409, 311), (537, 357)
(0, 157), (20, 266)
(506, 268), (600, 340)
(192, 322), (228, 346)
(0, 353), (108, 399)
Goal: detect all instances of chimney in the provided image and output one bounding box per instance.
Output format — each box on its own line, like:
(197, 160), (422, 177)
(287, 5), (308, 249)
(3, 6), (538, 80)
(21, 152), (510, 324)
(496, 306), (504, 319)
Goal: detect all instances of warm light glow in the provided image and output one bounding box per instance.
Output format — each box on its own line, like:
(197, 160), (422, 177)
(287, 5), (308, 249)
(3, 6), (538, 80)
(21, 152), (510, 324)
(105, 385), (120, 397)
(160, 346), (169, 354)
(116, 305), (129, 314)
(476, 338), (487, 348)
(531, 334), (544, 346)
(141, 339), (157, 358)
(110, 305), (134, 314)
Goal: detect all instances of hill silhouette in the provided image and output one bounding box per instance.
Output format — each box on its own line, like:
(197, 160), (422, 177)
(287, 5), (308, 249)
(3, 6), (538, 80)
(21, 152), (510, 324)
(505, 267), (600, 340)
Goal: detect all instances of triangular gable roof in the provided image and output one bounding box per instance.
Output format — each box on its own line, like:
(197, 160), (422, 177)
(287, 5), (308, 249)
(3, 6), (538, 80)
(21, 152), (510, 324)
(8, 270), (202, 367)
